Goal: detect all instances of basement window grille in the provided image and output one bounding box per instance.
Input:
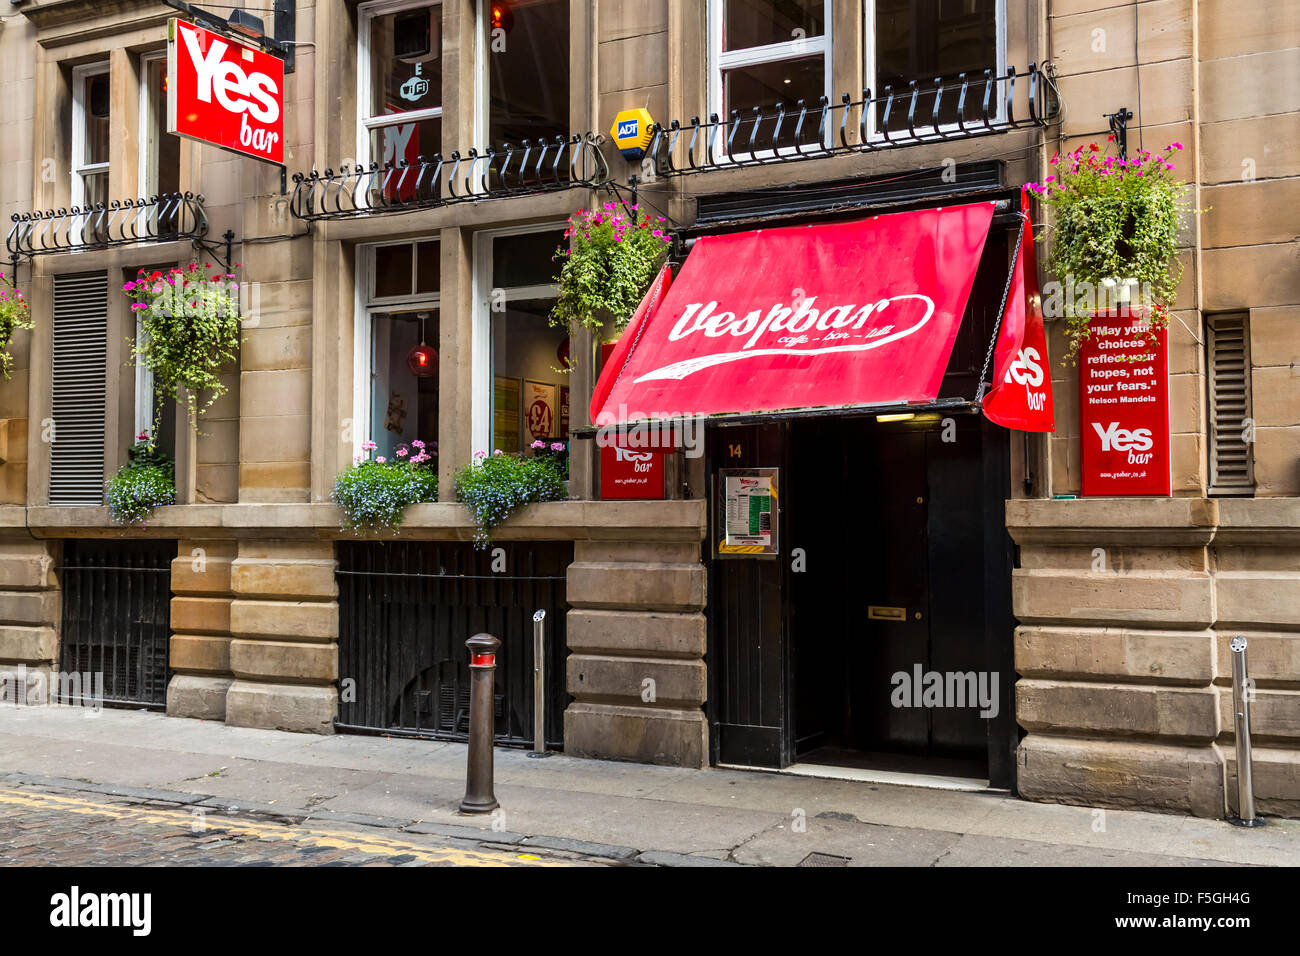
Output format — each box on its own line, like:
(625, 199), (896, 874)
(1207, 312), (1255, 496)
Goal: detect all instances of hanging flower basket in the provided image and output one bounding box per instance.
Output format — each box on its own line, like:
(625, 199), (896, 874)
(1027, 140), (1194, 361)
(124, 263), (242, 430)
(0, 271), (33, 381)
(550, 201), (673, 361)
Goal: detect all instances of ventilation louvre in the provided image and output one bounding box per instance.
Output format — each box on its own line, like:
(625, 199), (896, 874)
(1207, 313), (1254, 496)
(50, 272), (107, 505)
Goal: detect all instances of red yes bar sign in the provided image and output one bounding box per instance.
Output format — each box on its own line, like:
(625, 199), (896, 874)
(1078, 312), (1171, 496)
(167, 18), (285, 166)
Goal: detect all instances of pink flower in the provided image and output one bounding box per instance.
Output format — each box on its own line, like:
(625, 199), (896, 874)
(412, 439), (425, 449)
(362, 440), (377, 451)
(1171, 142), (1184, 150)
(530, 440), (545, 449)
(375, 456), (386, 463)
(550, 442), (565, 452)
(396, 448), (409, 457)
(475, 451), (487, 458)
(493, 449), (503, 456)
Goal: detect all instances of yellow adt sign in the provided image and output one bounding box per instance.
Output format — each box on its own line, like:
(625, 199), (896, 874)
(611, 108), (655, 161)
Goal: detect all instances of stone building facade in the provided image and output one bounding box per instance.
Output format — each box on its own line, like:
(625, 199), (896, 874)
(0, 0), (1295, 818)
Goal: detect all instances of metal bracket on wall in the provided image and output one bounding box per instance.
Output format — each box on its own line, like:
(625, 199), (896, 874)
(191, 228), (236, 272)
(161, 0), (296, 73)
(1105, 107), (1134, 159)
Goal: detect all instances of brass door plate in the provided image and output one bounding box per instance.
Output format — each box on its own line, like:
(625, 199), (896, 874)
(867, 605), (906, 621)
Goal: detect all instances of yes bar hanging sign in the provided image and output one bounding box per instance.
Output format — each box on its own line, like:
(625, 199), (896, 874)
(168, 18), (285, 166)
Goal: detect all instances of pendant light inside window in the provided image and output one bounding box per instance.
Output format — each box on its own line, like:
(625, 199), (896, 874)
(407, 312), (437, 378)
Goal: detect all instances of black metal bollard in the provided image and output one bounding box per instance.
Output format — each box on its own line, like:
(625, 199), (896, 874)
(459, 633), (502, 814)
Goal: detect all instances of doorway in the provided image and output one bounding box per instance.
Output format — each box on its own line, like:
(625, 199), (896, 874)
(706, 413), (1016, 787)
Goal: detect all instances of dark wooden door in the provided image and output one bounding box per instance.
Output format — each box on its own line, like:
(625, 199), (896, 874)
(707, 423), (792, 767)
(925, 417), (990, 759)
(846, 426), (932, 753)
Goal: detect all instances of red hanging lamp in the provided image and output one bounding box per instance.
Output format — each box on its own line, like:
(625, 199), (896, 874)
(407, 312), (438, 378)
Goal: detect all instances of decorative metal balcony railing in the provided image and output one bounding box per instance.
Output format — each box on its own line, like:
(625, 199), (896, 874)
(5, 192), (209, 257)
(644, 63), (1058, 177)
(289, 134), (609, 222)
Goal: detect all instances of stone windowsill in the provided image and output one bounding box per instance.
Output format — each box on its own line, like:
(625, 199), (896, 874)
(8, 500), (707, 542)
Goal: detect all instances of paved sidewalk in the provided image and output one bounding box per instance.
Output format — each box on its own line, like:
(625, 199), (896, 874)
(0, 706), (1295, 867)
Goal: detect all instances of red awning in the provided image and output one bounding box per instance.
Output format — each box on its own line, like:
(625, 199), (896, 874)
(591, 202), (996, 425)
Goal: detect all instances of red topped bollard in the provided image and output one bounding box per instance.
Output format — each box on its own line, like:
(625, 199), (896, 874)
(459, 633), (502, 814)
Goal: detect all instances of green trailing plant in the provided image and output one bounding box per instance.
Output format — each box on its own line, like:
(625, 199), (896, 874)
(0, 271), (33, 380)
(1028, 140), (1193, 361)
(124, 263), (242, 430)
(550, 201), (673, 346)
(332, 439), (438, 532)
(454, 450), (567, 548)
(106, 432), (176, 525)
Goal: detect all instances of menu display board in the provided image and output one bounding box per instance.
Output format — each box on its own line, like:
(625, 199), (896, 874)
(715, 468), (779, 557)
(1078, 312), (1171, 497)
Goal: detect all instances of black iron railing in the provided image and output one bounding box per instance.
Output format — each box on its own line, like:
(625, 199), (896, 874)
(645, 63), (1058, 177)
(335, 540), (571, 748)
(290, 134), (609, 221)
(58, 539), (175, 710)
(5, 192), (208, 257)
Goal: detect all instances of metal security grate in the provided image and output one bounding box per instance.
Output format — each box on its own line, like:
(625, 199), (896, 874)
(58, 539), (175, 708)
(335, 541), (571, 748)
(50, 272), (107, 505)
(1207, 313), (1254, 496)
(798, 852), (851, 867)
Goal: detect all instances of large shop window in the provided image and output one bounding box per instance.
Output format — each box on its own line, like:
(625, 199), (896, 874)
(708, 0), (832, 152)
(139, 53), (181, 201)
(358, 0), (443, 169)
(71, 62), (111, 210)
(482, 0), (570, 145)
(357, 241), (441, 464)
(479, 227), (569, 456)
(872, 0), (1002, 133)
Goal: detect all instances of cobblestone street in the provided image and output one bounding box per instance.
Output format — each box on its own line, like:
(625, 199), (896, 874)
(0, 785), (606, 867)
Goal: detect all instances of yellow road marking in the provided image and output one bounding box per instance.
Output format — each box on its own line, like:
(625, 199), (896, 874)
(0, 788), (580, 867)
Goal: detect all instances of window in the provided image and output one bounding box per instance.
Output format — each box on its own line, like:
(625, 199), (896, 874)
(1207, 313), (1255, 496)
(480, 0), (570, 145)
(71, 62), (111, 210)
(139, 53), (180, 200)
(472, 226), (568, 458)
(708, 0), (832, 153)
(870, 0), (1003, 134)
(355, 241), (441, 465)
(358, 1), (443, 169)
(130, 267), (178, 459)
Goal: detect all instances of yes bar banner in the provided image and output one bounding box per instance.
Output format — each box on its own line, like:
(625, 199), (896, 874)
(168, 18), (285, 166)
(1078, 312), (1171, 496)
(982, 188), (1055, 432)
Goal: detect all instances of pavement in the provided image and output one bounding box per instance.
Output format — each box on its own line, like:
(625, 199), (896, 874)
(0, 704), (1295, 867)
